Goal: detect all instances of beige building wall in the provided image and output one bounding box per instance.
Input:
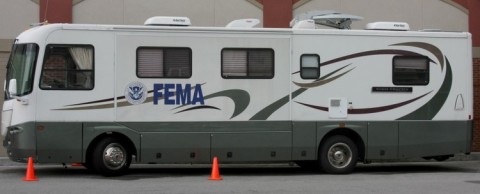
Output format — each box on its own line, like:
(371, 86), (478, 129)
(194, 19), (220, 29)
(0, 0), (469, 39)
(294, 0), (468, 31)
(0, 0), (38, 39)
(73, 0), (263, 27)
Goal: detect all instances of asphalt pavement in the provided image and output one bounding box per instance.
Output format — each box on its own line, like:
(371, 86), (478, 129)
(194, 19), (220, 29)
(0, 160), (479, 194)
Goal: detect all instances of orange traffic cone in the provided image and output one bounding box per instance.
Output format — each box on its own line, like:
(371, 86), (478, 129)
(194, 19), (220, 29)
(209, 157), (223, 180)
(23, 157), (38, 181)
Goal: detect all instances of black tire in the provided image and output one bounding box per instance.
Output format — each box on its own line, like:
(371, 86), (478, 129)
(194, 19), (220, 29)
(319, 135), (358, 174)
(82, 160), (95, 172)
(92, 137), (131, 176)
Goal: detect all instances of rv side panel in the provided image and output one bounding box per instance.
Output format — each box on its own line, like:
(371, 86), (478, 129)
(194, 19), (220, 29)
(114, 30), (293, 163)
(398, 121), (470, 158)
(366, 121), (399, 160)
(36, 122), (83, 163)
(292, 121), (317, 160)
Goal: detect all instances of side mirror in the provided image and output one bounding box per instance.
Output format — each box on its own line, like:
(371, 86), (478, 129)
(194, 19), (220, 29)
(8, 79), (17, 97)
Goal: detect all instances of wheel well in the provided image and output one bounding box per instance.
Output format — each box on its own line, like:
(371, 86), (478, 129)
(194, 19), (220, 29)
(319, 128), (366, 161)
(85, 132), (137, 163)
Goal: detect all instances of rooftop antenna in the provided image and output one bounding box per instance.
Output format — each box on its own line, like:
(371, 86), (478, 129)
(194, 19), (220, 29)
(30, 0), (49, 27)
(43, 0), (49, 23)
(291, 10), (363, 29)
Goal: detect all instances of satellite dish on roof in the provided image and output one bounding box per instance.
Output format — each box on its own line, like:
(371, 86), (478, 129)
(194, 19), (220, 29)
(291, 10), (363, 29)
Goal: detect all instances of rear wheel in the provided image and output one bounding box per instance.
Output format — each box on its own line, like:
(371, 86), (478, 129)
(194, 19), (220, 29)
(92, 137), (131, 176)
(319, 135), (358, 174)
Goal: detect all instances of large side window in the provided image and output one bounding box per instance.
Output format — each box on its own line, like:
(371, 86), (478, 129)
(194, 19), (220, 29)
(137, 47), (192, 78)
(300, 54), (320, 79)
(222, 48), (274, 79)
(40, 45), (94, 90)
(392, 56), (429, 85)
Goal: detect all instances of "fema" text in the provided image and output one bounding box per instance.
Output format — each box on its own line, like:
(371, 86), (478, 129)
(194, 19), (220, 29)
(153, 84), (205, 105)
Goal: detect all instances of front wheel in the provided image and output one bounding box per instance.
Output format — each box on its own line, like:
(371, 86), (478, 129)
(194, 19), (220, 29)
(319, 135), (358, 174)
(92, 137), (131, 176)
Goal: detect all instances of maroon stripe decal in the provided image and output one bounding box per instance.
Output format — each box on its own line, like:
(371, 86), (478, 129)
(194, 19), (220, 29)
(296, 91), (432, 114)
(320, 49), (431, 67)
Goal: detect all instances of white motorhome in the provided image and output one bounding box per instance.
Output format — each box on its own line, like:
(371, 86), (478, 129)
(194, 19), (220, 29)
(2, 16), (473, 176)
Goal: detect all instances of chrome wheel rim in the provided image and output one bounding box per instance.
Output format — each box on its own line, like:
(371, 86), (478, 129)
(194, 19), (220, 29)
(327, 142), (352, 169)
(103, 143), (126, 170)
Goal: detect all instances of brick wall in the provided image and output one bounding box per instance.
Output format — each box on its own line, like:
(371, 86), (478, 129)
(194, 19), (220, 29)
(474, 57), (480, 151)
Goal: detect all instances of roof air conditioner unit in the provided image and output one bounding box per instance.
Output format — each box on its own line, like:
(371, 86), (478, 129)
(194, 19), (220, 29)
(365, 22), (410, 31)
(144, 16), (191, 26)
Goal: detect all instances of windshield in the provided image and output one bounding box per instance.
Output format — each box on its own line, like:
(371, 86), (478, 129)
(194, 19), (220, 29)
(5, 43), (39, 99)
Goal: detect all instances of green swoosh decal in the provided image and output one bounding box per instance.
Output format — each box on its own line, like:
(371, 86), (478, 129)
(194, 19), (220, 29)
(204, 89), (250, 119)
(398, 57), (452, 120)
(174, 89), (250, 119)
(250, 65), (353, 120)
(249, 95), (290, 120)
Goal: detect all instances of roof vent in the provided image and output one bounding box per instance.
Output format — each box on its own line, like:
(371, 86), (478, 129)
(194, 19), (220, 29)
(226, 19), (260, 28)
(291, 19), (315, 29)
(365, 22), (410, 31)
(144, 16), (191, 26)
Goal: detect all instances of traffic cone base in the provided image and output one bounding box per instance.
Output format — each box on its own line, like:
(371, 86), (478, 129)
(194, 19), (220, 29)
(209, 157), (223, 181)
(23, 157), (38, 181)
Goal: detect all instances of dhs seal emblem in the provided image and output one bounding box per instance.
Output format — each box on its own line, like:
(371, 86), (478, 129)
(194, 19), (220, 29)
(125, 81), (147, 105)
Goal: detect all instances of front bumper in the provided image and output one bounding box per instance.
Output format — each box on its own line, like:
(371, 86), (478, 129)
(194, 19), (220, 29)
(3, 122), (36, 163)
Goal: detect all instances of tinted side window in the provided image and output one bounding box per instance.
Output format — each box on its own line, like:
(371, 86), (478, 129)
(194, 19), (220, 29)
(137, 47), (192, 78)
(222, 48), (274, 79)
(40, 45), (94, 90)
(392, 56), (429, 85)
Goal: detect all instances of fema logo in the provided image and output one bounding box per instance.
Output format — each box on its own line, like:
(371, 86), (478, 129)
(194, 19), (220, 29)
(125, 81), (147, 105)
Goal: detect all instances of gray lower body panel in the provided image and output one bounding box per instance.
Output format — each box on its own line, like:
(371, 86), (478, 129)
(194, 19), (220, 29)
(2, 120), (473, 164)
(398, 121), (472, 158)
(122, 121), (292, 163)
